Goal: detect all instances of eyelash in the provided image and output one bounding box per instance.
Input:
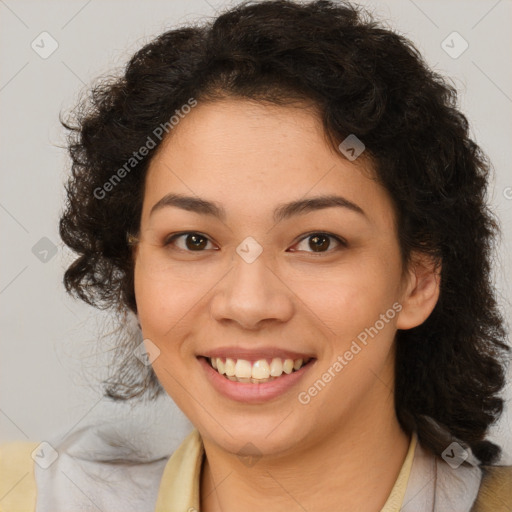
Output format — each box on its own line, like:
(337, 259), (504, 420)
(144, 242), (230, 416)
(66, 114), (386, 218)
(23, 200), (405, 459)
(163, 231), (347, 255)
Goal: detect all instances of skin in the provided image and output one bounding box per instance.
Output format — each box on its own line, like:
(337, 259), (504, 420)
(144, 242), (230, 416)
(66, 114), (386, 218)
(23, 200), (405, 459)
(133, 98), (440, 512)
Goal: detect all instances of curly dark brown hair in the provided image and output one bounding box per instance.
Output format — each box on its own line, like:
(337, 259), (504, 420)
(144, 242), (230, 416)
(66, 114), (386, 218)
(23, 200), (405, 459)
(59, 0), (510, 465)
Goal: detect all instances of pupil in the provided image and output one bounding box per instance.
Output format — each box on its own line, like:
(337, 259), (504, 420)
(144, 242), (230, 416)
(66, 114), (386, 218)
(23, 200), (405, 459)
(183, 234), (330, 252)
(310, 234), (329, 252)
(186, 234), (207, 250)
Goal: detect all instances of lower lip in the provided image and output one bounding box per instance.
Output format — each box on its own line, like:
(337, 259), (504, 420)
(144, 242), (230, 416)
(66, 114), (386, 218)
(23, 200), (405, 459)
(198, 356), (316, 404)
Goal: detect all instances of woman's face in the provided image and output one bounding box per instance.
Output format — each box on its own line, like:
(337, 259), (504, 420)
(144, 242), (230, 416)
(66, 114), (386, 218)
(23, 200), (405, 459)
(134, 98), (424, 457)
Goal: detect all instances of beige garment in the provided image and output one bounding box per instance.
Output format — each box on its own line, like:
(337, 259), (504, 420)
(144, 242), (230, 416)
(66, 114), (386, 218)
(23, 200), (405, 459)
(3, 429), (511, 511)
(154, 429), (418, 511)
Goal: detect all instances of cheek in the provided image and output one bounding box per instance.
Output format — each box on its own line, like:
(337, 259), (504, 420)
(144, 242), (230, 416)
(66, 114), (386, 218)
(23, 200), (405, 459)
(134, 265), (197, 397)
(302, 257), (401, 337)
(134, 258), (195, 338)
(133, 244), (226, 334)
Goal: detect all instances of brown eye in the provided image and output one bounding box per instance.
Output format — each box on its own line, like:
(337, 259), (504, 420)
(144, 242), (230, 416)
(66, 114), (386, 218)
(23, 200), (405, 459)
(185, 234), (208, 250)
(291, 232), (345, 254)
(165, 232), (215, 251)
(308, 234), (331, 252)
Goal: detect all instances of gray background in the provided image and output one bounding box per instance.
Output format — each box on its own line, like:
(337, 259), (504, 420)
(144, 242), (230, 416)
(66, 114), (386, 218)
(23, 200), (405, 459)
(1, 0), (511, 463)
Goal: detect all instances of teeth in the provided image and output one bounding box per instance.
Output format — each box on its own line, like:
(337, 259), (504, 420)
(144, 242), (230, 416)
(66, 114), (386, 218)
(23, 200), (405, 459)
(224, 358), (236, 376)
(270, 358), (283, 376)
(282, 359), (294, 374)
(252, 377), (270, 383)
(208, 356), (309, 382)
(234, 359), (252, 378)
(252, 360), (270, 379)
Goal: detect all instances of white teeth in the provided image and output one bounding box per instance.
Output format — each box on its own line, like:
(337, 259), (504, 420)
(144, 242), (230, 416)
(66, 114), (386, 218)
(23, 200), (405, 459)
(252, 377), (270, 383)
(270, 358), (283, 376)
(234, 359), (252, 379)
(224, 358), (236, 376)
(252, 360), (270, 379)
(282, 359), (294, 374)
(209, 356), (310, 382)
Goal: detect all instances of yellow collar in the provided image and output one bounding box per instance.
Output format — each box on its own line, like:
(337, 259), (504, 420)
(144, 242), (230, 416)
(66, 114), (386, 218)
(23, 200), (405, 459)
(154, 430), (418, 511)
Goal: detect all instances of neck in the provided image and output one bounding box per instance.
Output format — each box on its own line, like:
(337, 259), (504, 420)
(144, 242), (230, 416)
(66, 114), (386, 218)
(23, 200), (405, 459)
(200, 397), (411, 512)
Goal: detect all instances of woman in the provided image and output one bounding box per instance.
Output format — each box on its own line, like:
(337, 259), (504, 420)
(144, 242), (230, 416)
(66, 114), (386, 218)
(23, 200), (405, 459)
(1, 1), (511, 510)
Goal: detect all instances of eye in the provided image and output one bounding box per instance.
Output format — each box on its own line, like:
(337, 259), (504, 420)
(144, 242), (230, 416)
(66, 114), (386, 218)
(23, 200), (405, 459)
(163, 231), (346, 254)
(164, 232), (217, 252)
(289, 232), (346, 254)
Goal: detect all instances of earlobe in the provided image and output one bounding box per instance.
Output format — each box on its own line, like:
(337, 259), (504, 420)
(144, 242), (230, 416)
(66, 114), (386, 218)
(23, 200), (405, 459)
(396, 253), (441, 330)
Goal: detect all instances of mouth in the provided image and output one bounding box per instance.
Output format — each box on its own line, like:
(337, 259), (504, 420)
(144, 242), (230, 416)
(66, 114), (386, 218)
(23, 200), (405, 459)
(197, 351), (317, 403)
(201, 356), (315, 383)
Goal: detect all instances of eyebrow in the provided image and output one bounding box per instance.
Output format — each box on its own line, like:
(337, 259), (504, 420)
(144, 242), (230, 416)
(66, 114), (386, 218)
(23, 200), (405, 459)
(149, 193), (367, 223)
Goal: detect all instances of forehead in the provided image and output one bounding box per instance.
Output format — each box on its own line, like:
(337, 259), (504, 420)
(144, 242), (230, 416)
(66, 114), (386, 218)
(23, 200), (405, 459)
(151, 98), (336, 172)
(142, 99), (395, 229)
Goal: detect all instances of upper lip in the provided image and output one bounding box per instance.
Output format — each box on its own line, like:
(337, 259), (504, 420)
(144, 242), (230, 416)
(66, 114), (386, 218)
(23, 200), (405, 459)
(199, 347), (315, 361)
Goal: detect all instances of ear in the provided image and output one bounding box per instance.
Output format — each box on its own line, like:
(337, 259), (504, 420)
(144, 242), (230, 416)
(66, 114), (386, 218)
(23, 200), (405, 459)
(396, 252), (441, 330)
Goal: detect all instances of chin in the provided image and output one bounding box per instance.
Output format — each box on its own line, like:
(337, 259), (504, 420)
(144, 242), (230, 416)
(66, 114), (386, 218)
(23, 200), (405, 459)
(199, 414), (312, 459)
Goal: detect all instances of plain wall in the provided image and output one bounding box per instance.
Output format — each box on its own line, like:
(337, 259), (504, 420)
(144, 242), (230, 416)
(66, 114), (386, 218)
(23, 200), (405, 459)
(1, 0), (511, 463)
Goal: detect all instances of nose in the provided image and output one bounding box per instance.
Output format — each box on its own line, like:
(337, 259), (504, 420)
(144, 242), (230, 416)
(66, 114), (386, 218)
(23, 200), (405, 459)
(210, 253), (294, 331)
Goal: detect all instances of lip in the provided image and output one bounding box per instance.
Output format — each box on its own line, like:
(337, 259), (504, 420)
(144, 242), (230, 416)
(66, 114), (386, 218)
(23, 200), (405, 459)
(200, 347), (315, 362)
(198, 356), (316, 404)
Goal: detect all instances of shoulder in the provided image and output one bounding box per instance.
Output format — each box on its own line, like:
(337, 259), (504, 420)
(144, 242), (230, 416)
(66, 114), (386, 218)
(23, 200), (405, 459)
(0, 441), (39, 512)
(472, 465), (512, 512)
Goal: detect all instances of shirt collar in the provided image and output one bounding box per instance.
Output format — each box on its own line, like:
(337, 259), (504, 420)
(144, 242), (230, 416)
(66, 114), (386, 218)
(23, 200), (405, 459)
(154, 429), (418, 512)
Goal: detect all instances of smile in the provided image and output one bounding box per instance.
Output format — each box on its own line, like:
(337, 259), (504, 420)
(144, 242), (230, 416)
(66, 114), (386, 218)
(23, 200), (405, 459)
(198, 353), (316, 403)
(207, 356), (312, 383)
